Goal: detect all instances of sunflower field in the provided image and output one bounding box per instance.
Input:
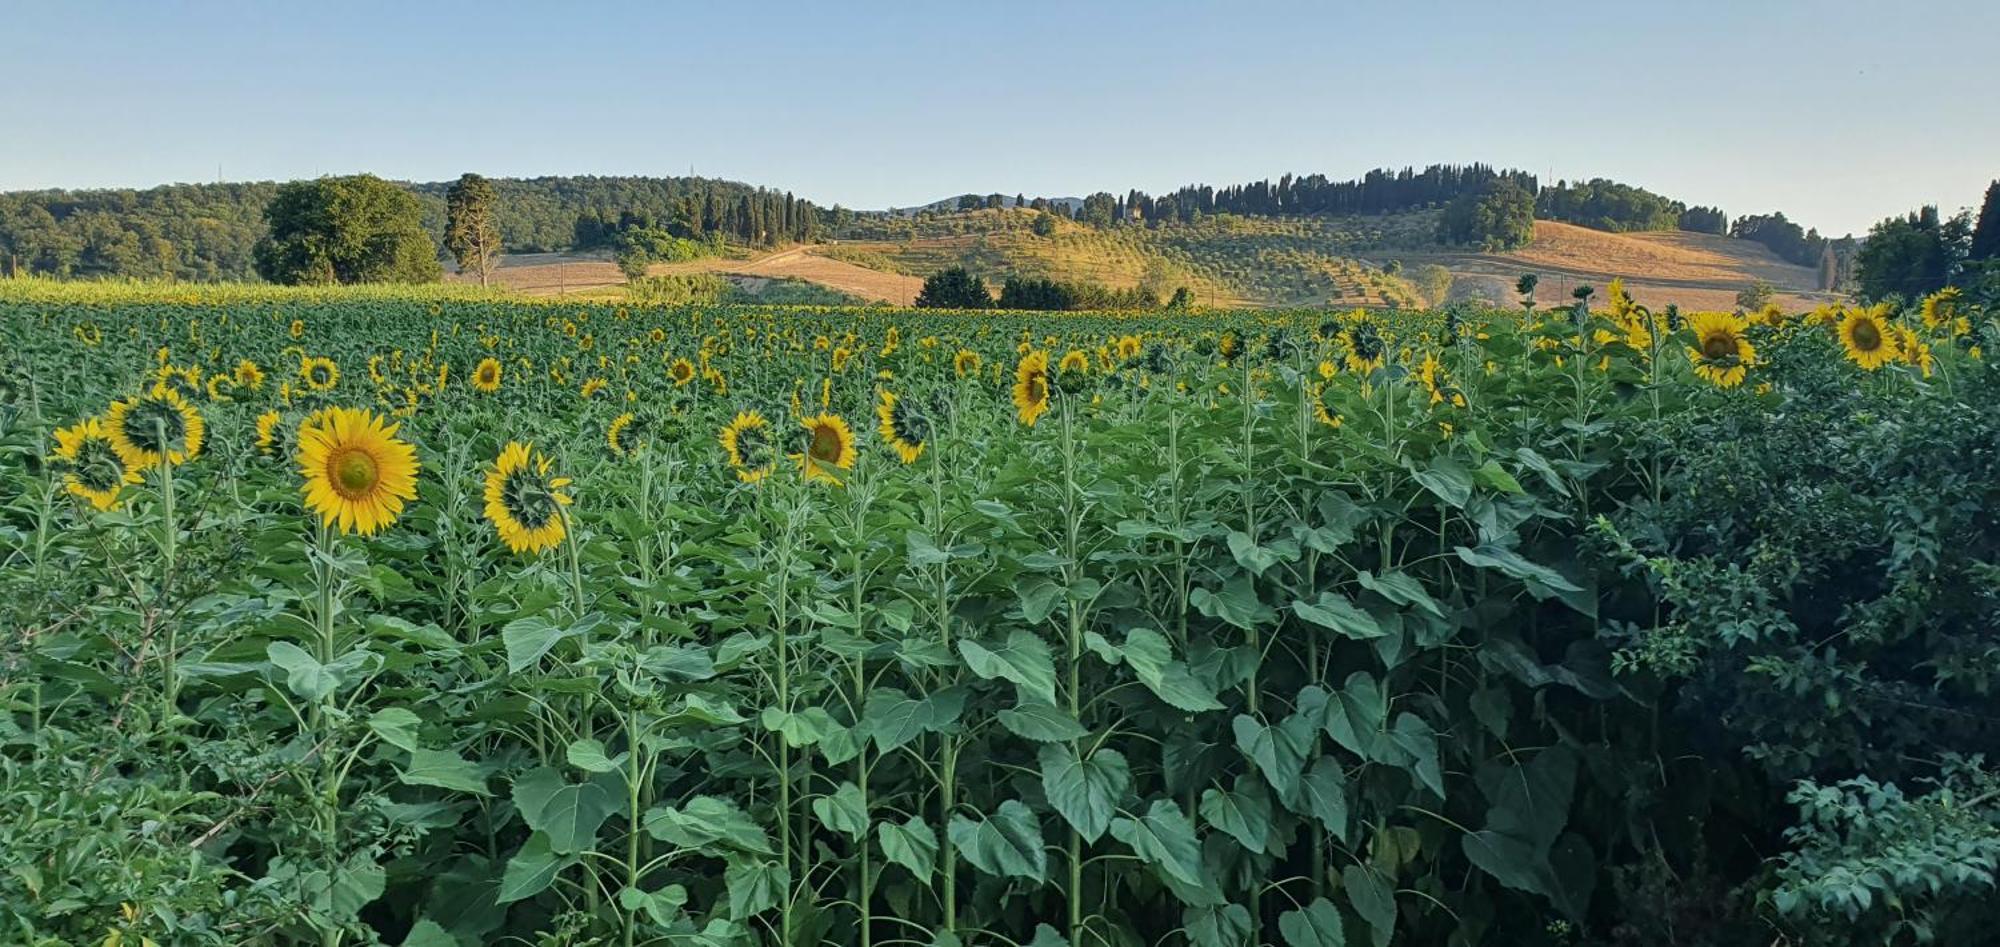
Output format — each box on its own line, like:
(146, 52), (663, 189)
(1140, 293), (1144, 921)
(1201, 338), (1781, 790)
(3, 278), (1998, 947)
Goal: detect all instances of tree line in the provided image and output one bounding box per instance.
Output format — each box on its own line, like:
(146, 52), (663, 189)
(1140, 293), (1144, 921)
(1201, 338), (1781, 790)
(913, 266), (1193, 311)
(0, 174), (823, 281)
(1852, 181), (2000, 303)
(910, 165), (1771, 255)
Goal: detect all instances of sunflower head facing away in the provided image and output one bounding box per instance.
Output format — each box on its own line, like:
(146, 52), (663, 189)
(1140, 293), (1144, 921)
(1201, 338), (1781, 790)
(1013, 350), (1052, 427)
(607, 412), (646, 458)
(1839, 307), (1900, 371)
(256, 410), (290, 459)
(954, 349), (981, 378)
(1056, 349), (1092, 394)
(1344, 323), (1386, 375)
(301, 356), (339, 392)
(795, 413), (857, 484)
(719, 411), (778, 484)
(472, 357), (502, 393)
(106, 388), (205, 470)
(483, 441), (572, 554)
(53, 417), (141, 511)
(876, 390), (930, 464)
(1685, 312), (1756, 388)
(297, 407), (421, 536)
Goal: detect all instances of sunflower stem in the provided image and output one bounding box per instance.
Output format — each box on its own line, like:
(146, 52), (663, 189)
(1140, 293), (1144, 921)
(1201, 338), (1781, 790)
(559, 505), (587, 622)
(155, 418), (180, 718)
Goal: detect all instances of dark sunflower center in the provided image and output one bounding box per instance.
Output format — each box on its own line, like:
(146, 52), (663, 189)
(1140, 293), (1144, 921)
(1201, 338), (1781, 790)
(502, 469), (561, 530)
(1852, 321), (1882, 351)
(310, 365), (332, 385)
(1026, 375), (1048, 403)
(328, 447), (380, 499)
(1702, 333), (1739, 362)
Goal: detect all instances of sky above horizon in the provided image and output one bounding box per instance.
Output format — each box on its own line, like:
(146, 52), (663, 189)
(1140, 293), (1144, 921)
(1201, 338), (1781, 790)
(4, 1), (1996, 237)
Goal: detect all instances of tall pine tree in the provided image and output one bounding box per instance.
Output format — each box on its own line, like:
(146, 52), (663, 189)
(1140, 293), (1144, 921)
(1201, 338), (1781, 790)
(445, 173), (502, 287)
(1970, 180), (2000, 262)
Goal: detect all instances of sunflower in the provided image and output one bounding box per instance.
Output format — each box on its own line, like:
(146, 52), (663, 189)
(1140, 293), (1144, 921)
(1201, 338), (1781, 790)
(74, 323), (103, 347)
(1116, 335), (1142, 362)
(205, 374), (237, 402)
(1013, 350), (1052, 427)
(301, 356), (339, 391)
(255, 410), (290, 459)
(156, 365), (202, 400)
(1838, 307), (1900, 370)
(1920, 288), (1962, 331)
(832, 347), (854, 373)
(235, 359), (265, 390)
(289, 319), (305, 340)
(471, 357), (502, 393)
(876, 390), (929, 464)
(954, 349), (982, 378)
(1686, 312), (1755, 388)
(580, 377), (608, 400)
(52, 417), (141, 511)
(106, 389), (204, 470)
(669, 358), (696, 386)
(483, 442), (572, 554)
(297, 407), (420, 536)
(793, 413), (857, 484)
(607, 412), (645, 458)
(720, 411), (779, 484)
(1310, 382), (1344, 429)
(1343, 323), (1386, 375)
(1896, 325), (1935, 378)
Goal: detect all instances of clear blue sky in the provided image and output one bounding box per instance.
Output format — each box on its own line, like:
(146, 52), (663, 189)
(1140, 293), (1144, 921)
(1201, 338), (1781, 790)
(5, 0), (1995, 236)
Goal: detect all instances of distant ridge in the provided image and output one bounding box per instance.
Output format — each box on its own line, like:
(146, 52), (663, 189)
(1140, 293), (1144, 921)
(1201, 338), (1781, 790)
(893, 194), (1084, 216)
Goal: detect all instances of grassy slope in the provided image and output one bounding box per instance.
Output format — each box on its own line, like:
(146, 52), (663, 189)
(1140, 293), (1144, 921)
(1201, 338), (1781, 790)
(457, 209), (1833, 312)
(1405, 221), (1831, 312)
(818, 209), (1426, 308)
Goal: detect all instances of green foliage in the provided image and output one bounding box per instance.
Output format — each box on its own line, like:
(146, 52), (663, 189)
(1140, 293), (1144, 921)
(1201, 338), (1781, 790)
(1535, 178), (1685, 232)
(253, 174), (441, 285)
(1971, 180), (2000, 263)
(444, 172), (502, 286)
(1, 174), (822, 281)
(1731, 211), (1826, 267)
(1855, 205), (1972, 302)
(913, 265), (991, 308)
(1773, 767), (2000, 943)
(1437, 178), (1535, 250)
(1734, 281), (1775, 311)
(613, 227), (720, 282)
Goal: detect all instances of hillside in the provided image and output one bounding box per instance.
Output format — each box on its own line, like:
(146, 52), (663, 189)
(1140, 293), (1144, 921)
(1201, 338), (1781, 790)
(470, 210), (1833, 311)
(1407, 221), (1830, 311)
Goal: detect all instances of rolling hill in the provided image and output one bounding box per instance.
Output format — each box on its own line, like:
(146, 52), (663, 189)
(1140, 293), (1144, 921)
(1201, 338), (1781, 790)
(465, 209), (1830, 312)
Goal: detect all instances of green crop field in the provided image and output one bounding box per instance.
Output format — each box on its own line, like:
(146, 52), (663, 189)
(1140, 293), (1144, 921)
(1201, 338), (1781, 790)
(3, 279), (1997, 947)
